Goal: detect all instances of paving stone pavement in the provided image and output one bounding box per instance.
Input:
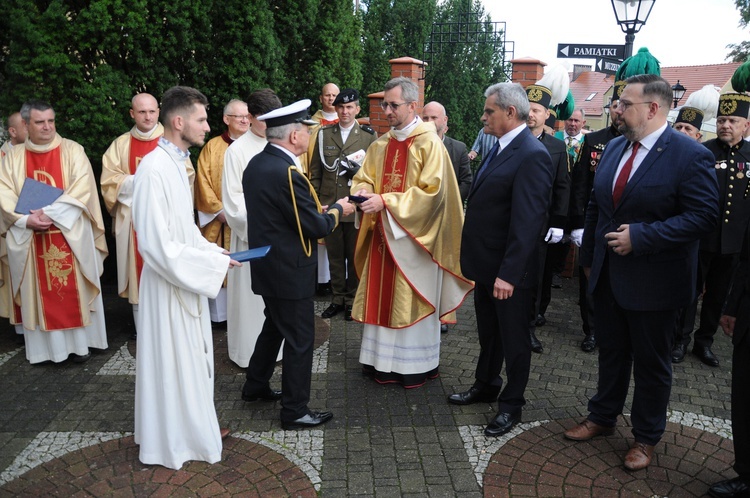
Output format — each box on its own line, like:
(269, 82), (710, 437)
(0, 276), (738, 497)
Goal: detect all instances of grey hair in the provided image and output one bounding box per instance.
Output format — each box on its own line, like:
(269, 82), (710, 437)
(484, 83), (530, 121)
(223, 99), (247, 115)
(572, 108), (586, 119)
(384, 77), (418, 103)
(20, 99), (54, 122)
(265, 122), (298, 141)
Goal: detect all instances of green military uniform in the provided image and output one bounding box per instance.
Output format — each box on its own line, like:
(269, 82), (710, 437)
(309, 121), (377, 308)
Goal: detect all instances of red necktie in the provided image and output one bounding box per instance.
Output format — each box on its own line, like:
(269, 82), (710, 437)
(612, 142), (640, 207)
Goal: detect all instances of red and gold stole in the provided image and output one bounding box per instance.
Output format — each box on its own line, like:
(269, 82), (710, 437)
(362, 137), (415, 327)
(129, 135), (159, 284)
(320, 118), (338, 126)
(26, 146), (83, 330)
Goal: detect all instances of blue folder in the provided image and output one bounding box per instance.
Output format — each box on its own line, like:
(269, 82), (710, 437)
(14, 178), (64, 215)
(229, 245), (271, 262)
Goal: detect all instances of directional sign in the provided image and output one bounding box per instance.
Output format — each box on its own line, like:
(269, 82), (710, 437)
(596, 57), (621, 76)
(557, 43), (625, 60)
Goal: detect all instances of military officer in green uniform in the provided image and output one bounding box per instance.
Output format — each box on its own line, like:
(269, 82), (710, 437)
(309, 88), (377, 320)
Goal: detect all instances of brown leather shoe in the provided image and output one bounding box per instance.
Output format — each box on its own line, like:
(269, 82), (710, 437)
(563, 419), (615, 441)
(623, 442), (654, 471)
(220, 428), (231, 439)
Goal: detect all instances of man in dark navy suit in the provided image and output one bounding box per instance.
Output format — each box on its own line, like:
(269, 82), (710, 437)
(449, 82), (553, 437)
(241, 99), (354, 430)
(564, 74), (719, 471)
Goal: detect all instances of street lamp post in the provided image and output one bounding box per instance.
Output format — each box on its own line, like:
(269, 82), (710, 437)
(672, 80), (686, 108)
(611, 0), (656, 59)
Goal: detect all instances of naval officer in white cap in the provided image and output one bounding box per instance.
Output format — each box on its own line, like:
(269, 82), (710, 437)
(240, 99), (355, 429)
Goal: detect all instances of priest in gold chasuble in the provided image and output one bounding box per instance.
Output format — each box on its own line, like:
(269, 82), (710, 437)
(0, 100), (108, 364)
(351, 78), (473, 388)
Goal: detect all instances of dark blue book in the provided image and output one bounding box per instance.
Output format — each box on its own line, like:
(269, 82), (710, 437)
(14, 178), (64, 215)
(229, 245), (271, 262)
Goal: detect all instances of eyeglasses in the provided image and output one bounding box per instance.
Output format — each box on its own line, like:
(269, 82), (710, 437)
(617, 101), (655, 111)
(226, 114), (250, 120)
(379, 101), (410, 111)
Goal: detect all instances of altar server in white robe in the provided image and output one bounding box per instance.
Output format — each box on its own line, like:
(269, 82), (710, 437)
(222, 88), (282, 367)
(132, 86), (239, 470)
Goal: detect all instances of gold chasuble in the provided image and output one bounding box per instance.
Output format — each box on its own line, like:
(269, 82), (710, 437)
(0, 134), (107, 331)
(195, 133), (232, 252)
(101, 124), (168, 303)
(351, 121), (473, 328)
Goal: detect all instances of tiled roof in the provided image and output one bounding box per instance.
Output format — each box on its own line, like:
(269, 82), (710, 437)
(569, 71), (614, 118)
(566, 62), (742, 118)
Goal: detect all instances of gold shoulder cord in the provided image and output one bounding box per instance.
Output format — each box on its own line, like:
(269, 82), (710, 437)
(288, 165), (324, 257)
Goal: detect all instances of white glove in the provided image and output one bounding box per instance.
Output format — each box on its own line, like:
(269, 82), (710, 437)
(544, 227), (564, 244)
(570, 228), (584, 247)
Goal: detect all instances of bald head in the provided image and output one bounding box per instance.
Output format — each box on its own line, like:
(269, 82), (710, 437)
(130, 93), (160, 133)
(320, 83), (340, 113)
(7, 112), (27, 145)
(421, 101), (448, 137)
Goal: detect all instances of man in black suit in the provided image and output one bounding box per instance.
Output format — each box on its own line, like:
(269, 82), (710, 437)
(421, 101), (473, 201)
(710, 227), (750, 497)
(449, 82), (553, 437)
(524, 82), (571, 353)
(241, 99), (355, 430)
(676, 92), (750, 367)
(565, 74), (719, 471)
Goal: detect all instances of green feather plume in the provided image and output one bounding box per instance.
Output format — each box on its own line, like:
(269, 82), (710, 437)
(555, 90), (575, 120)
(731, 60), (750, 93)
(614, 47), (661, 82)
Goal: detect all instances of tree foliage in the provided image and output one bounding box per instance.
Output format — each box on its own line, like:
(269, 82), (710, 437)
(728, 0), (750, 62)
(360, 0), (437, 111)
(424, 0), (506, 147)
(0, 0), (507, 167)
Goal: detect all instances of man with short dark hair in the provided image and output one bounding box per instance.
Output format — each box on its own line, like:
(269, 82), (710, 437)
(451, 82), (553, 437)
(565, 75), (719, 471)
(0, 100), (108, 364)
(310, 88), (377, 321)
(132, 86), (239, 469)
(222, 89), (282, 368)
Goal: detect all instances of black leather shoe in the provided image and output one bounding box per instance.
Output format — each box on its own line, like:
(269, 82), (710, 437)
(242, 388), (282, 402)
(344, 306), (353, 321)
(282, 411), (333, 430)
(440, 323), (448, 334)
(448, 386), (499, 405)
(693, 346), (720, 367)
(581, 335), (596, 352)
(551, 274), (563, 289)
(71, 353), (91, 364)
(321, 303), (345, 318)
(484, 411), (521, 437)
(535, 314), (546, 326)
(672, 343), (687, 363)
(530, 331), (544, 353)
(709, 477), (750, 498)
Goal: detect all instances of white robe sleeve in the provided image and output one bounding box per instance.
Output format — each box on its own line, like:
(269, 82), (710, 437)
(133, 163), (229, 299)
(221, 146), (248, 242)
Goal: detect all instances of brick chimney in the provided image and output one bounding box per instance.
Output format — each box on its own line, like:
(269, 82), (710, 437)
(368, 57), (426, 136)
(510, 57), (546, 88)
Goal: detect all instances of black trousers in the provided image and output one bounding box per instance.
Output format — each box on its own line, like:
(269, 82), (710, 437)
(325, 221), (358, 306)
(733, 331), (750, 478)
(474, 282), (533, 414)
(243, 296), (314, 422)
(588, 266), (676, 446)
(693, 251), (739, 349)
(578, 265), (595, 337)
